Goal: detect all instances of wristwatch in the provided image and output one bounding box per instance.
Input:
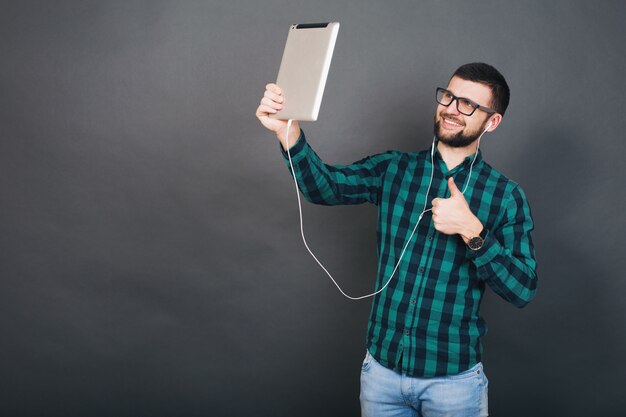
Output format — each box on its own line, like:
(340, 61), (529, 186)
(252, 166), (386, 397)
(467, 229), (487, 251)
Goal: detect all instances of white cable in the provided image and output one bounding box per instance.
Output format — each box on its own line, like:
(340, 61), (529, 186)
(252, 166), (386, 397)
(461, 129), (487, 194)
(423, 124), (489, 215)
(284, 119), (434, 300)
(284, 119), (489, 300)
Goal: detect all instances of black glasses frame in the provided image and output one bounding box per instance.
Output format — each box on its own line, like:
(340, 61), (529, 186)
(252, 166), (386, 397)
(436, 87), (496, 116)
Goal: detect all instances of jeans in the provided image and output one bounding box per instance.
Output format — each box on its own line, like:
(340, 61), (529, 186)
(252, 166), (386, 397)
(360, 350), (488, 417)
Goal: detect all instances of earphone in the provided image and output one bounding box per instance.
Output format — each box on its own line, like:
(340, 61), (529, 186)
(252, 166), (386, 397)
(284, 118), (492, 300)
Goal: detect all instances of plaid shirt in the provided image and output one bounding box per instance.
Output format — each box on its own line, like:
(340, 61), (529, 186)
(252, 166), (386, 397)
(281, 130), (537, 377)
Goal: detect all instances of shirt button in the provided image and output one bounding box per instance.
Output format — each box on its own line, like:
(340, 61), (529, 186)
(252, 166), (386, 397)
(411, 299), (417, 305)
(428, 234), (433, 240)
(418, 267), (425, 273)
(405, 330), (410, 335)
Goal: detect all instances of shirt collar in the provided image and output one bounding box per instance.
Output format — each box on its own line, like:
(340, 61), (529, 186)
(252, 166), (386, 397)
(432, 140), (484, 175)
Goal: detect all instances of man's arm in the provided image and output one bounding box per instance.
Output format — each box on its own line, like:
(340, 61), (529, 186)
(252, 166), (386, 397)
(468, 185), (537, 308)
(432, 178), (537, 308)
(256, 83), (397, 206)
(280, 131), (396, 206)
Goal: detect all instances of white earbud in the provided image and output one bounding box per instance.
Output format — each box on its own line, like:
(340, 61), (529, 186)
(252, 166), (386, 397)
(486, 121), (493, 130)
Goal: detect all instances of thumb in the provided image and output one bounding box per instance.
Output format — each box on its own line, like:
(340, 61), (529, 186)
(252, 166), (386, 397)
(447, 177), (462, 198)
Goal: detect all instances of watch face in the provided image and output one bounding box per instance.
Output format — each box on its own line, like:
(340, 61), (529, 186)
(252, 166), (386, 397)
(468, 236), (484, 250)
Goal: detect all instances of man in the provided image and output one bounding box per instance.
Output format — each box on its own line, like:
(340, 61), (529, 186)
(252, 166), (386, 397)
(256, 63), (537, 417)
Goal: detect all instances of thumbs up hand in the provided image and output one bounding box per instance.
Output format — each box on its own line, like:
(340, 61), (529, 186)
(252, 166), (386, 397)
(431, 177), (484, 243)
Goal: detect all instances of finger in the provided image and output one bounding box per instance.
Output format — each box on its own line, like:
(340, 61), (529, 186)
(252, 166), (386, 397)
(264, 89), (284, 104)
(431, 198), (440, 207)
(266, 83), (283, 95)
(448, 177), (462, 197)
(256, 104), (277, 118)
(261, 96), (283, 111)
(256, 99), (281, 116)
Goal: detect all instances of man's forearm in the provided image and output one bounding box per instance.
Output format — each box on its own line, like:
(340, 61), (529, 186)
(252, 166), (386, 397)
(277, 120), (302, 150)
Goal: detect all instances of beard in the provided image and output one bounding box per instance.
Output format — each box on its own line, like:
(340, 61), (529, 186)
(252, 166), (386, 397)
(433, 117), (486, 148)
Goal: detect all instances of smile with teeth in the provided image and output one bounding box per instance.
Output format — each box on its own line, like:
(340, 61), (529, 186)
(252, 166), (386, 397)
(442, 116), (465, 128)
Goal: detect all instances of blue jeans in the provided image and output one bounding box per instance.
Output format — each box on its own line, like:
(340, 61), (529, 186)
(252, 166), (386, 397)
(360, 350), (488, 417)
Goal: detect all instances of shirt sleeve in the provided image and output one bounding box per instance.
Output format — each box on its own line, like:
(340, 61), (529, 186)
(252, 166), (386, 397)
(280, 129), (397, 206)
(468, 185), (538, 308)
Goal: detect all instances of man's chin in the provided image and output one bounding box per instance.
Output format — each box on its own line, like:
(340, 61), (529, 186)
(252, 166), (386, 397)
(436, 132), (478, 148)
(434, 122), (479, 148)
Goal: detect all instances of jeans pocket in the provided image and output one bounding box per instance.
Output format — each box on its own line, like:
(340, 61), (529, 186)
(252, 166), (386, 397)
(361, 350), (373, 372)
(447, 362), (484, 381)
(479, 366), (489, 388)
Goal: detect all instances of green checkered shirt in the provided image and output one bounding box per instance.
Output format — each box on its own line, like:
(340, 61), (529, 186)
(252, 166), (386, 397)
(281, 130), (537, 377)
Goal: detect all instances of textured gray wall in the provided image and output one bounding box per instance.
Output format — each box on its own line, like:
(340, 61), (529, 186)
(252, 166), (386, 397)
(1, 1), (624, 416)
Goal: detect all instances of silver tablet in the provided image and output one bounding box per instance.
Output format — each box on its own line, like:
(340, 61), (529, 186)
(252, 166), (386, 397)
(270, 22), (340, 122)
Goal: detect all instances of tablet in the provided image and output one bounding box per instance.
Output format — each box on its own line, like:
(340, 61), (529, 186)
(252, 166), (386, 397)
(270, 22), (340, 122)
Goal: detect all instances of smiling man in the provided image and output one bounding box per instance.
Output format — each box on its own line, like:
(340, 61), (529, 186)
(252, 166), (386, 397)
(256, 62), (537, 417)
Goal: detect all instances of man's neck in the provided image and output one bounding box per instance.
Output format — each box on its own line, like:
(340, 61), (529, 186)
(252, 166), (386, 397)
(437, 141), (478, 171)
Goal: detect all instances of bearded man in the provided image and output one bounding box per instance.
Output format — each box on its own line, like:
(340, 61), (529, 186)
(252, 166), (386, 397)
(256, 62), (537, 417)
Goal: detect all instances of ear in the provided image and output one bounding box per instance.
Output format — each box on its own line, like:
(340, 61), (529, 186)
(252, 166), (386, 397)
(486, 114), (503, 132)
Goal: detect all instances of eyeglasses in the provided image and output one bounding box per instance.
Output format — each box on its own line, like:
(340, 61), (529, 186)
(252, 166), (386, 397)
(436, 87), (496, 116)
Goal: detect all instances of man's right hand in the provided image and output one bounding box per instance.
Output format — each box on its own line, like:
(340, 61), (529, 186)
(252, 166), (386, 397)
(255, 83), (301, 150)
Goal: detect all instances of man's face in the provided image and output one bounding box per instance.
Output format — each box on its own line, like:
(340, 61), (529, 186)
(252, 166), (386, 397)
(434, 76), (495, 148)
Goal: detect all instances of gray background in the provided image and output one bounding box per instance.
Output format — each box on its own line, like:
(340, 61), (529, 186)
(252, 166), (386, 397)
(1, 1), (624, 416)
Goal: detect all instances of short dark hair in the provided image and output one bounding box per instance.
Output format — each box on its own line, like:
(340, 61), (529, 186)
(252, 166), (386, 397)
(452, 63), (510, 116)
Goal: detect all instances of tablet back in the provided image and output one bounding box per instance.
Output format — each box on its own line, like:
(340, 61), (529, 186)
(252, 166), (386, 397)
(271, 22), (340, 122)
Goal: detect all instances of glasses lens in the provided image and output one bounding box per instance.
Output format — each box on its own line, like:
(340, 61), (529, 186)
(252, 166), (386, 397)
(436, 88), (453, 105)
(457, 98), (478, 115)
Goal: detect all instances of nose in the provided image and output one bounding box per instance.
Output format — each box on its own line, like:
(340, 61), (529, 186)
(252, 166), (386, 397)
(444, 98), (461, 115)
